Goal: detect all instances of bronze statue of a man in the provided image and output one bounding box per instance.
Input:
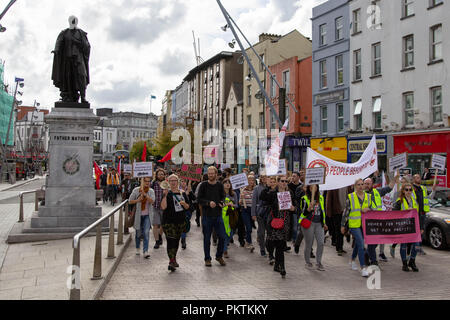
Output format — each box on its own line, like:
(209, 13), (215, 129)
(51, 16), (90, 104)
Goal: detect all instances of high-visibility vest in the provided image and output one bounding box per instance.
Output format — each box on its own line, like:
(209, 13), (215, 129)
(370, 189), (383, 211)
(107, 173), (119, 185)
(298, 195), (326, 225)
(412, 185), (429, 213)
(348, 192), (371, 229)
(396, 197), (419, 212)
(222, 196), (234, 237)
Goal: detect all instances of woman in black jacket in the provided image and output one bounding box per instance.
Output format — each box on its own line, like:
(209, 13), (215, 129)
(260, 175), (295, 278)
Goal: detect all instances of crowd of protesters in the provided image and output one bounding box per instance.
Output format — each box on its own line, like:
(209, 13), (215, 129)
(97, 163), (436, 278)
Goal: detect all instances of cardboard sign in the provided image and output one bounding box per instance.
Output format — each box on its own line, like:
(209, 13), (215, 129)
(180, 164), (203, 182)
(229, 173), (249, 190)
(389, 153), (407, 173)
(123, 164), (132, 173)
(277, 191), (292, 211)
(276, 159), (287, 175)
(362, 210), (421, 245)
(133, 162), (153, 178)
(399, 168), (412, 177)
(432, 154), (447, 171)
(305, 167), (326, 186)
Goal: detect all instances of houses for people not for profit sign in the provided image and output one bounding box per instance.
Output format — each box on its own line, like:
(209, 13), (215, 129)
(362, 210), (421, 244)
(230, 173), (249, 190)
(389, 153), (407, 173)
(133, 162), (153, 178)
(431, 154), (447, 171)
(305, 167), (326, 185)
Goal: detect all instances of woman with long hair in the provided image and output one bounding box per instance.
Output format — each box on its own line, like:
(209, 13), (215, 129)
(222, 178), (239, 258)
(161, 174), (190, 271)
(239, 175), (256, 252)
(129, 177), (155, 259)
(393, 182), (420, 272)
(260, 175), (295, 278)
(299, 184), (327, 271)
(179, 179), (195, 250)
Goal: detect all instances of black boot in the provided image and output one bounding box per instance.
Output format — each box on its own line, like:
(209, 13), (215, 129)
(273, 262), (281, 272)
(181, 238), (186, 250)
(402, 260), (410, 272)
(408, 258), (419, 272)
(158, 234), (163, 246)
(280, 264), (286, 278)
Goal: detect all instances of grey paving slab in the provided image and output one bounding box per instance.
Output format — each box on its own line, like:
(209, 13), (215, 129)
(101, 222), (450, 300)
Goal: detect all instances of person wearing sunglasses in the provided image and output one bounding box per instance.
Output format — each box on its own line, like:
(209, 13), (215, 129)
(393, 183), (420, 272)
(341, 179), (371, 277)
(299, 184), (327, 271)
(161, 174), (190, 271)
(260, 176), (295, 278)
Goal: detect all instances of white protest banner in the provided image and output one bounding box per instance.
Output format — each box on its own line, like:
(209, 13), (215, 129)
(389, 153), (407, 173)
(230, 173), (249, 190)
(277, 191), (292, 211)
(431, 154), (447, 171)
(305, 167), (326, 186)
(264, 119), (289, 176)
(133, 162), (153, 178)
(277, 159), (287, 175)
(306, 135), (378, 191)
(123, 164), (132, 174)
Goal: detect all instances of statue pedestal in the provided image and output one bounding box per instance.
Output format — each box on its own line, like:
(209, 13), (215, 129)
(27, 105), (103, 233)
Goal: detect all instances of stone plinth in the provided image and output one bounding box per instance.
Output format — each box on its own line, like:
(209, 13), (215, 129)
(28, 106), (103, 232)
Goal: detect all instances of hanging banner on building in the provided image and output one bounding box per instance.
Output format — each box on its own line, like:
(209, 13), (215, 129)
(305, 135), (378, 190)
(230, 173), (249, 190)
(431, 154), (447, 171)
(180, 164), (203, 182)
(264, 119), (289, 176)
(389, 153), (407, 173)
(277, 191), (292, 211)
(305, 167), (326, 186)
(133, 162), (153, 178)
(362, 210), (421, 245)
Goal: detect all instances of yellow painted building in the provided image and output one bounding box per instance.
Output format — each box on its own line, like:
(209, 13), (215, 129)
(310, 136), (348, 162)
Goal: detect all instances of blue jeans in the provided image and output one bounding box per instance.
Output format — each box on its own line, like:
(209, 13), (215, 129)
(181, 211), (192, 240)
(291, 213), (298, 242)
(136, 215), (151, 252)
(400, 242), (418, 261)
(202, 215), (226, 261)
(367, 244), (378, 264)
(241, 207), (253, 244)
(224, 229), (234, 251)
(350, 228), (366, 267)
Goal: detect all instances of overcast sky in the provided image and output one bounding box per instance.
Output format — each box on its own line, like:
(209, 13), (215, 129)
(0, 0), (325, 115)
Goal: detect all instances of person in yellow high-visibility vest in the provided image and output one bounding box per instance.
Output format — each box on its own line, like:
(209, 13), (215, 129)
(341, 178), (371, 278)
(393, 182), (420, 272)
(412, 174), (429, 255)
(107, 168), (120, 205)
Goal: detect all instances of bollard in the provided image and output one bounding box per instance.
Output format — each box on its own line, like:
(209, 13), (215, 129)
(19, 193), (24, 222)
(106, 214), (115, 259)
(69, 243), (81, 300)
(117, 206), (124, 245)
(91, 225), (103, 280)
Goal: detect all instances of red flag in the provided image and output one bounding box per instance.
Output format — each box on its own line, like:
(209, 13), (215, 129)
(141, 142), (147, 162)
(93, 161), (103, 189)
(159, 146), (174, 163)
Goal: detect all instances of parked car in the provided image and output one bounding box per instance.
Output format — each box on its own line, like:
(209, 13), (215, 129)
(433, 189), (450, 207)
(424, 204), (450, 250)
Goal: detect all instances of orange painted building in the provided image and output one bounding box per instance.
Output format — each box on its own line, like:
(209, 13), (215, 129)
(265, 56), (312, 171)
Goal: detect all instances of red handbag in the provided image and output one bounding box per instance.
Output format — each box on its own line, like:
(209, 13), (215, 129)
(271, 212), (286, 230)
(300, 217), (312, 229)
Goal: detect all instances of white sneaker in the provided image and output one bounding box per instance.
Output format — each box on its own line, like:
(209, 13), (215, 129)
(361, 267), (369, 277)
(350, 260), (358, 271)
(136, 248), (140, 255)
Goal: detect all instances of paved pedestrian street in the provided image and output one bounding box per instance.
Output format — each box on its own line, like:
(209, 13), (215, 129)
(101, 224), (450, 300)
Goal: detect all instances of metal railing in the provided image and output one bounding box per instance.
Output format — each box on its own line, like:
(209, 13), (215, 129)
(18, 186), (45, 222)
(69, 200), (129, 300)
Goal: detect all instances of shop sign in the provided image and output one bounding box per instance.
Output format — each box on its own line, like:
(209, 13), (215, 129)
(311, 137), (347, 162)
(348, 137), (386, 154)
(314, 89), (345, 105)
(286, 137), (310, 148)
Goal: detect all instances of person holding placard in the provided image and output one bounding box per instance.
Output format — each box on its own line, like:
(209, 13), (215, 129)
(222, 178), (239, 258)
(152, 168), (167, 249)
(260, 176), (295, 278)
(161, 174), (190, 271)
(299, 184), (327, 271)
(179, 179), (195, 250)
(341, 179), (371, 278)
(411, 174), (429, 255)
(129, 177), (155, 259)
(253, 175), (270, 257)
(393, 183), (420, 272)
(239, 175), (256, 252)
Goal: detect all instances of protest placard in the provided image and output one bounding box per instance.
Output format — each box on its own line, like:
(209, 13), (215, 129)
(277, 191), (292, 211)
(276, 159), (287, 175)
(179, 164), (203, 182)
(432, 154), (447, 171)
(123, 164), (132, 173)
(133, 162), (153, 178)
(229, 173), (249, 190)
(389, 153), (407, 173)
(305, 167), (326, 186)
(362, 210), (421, 245)
(220, 163), (231, 171)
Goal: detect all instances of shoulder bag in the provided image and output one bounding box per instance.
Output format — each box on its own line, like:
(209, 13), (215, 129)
(271, 211), (286, 230)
